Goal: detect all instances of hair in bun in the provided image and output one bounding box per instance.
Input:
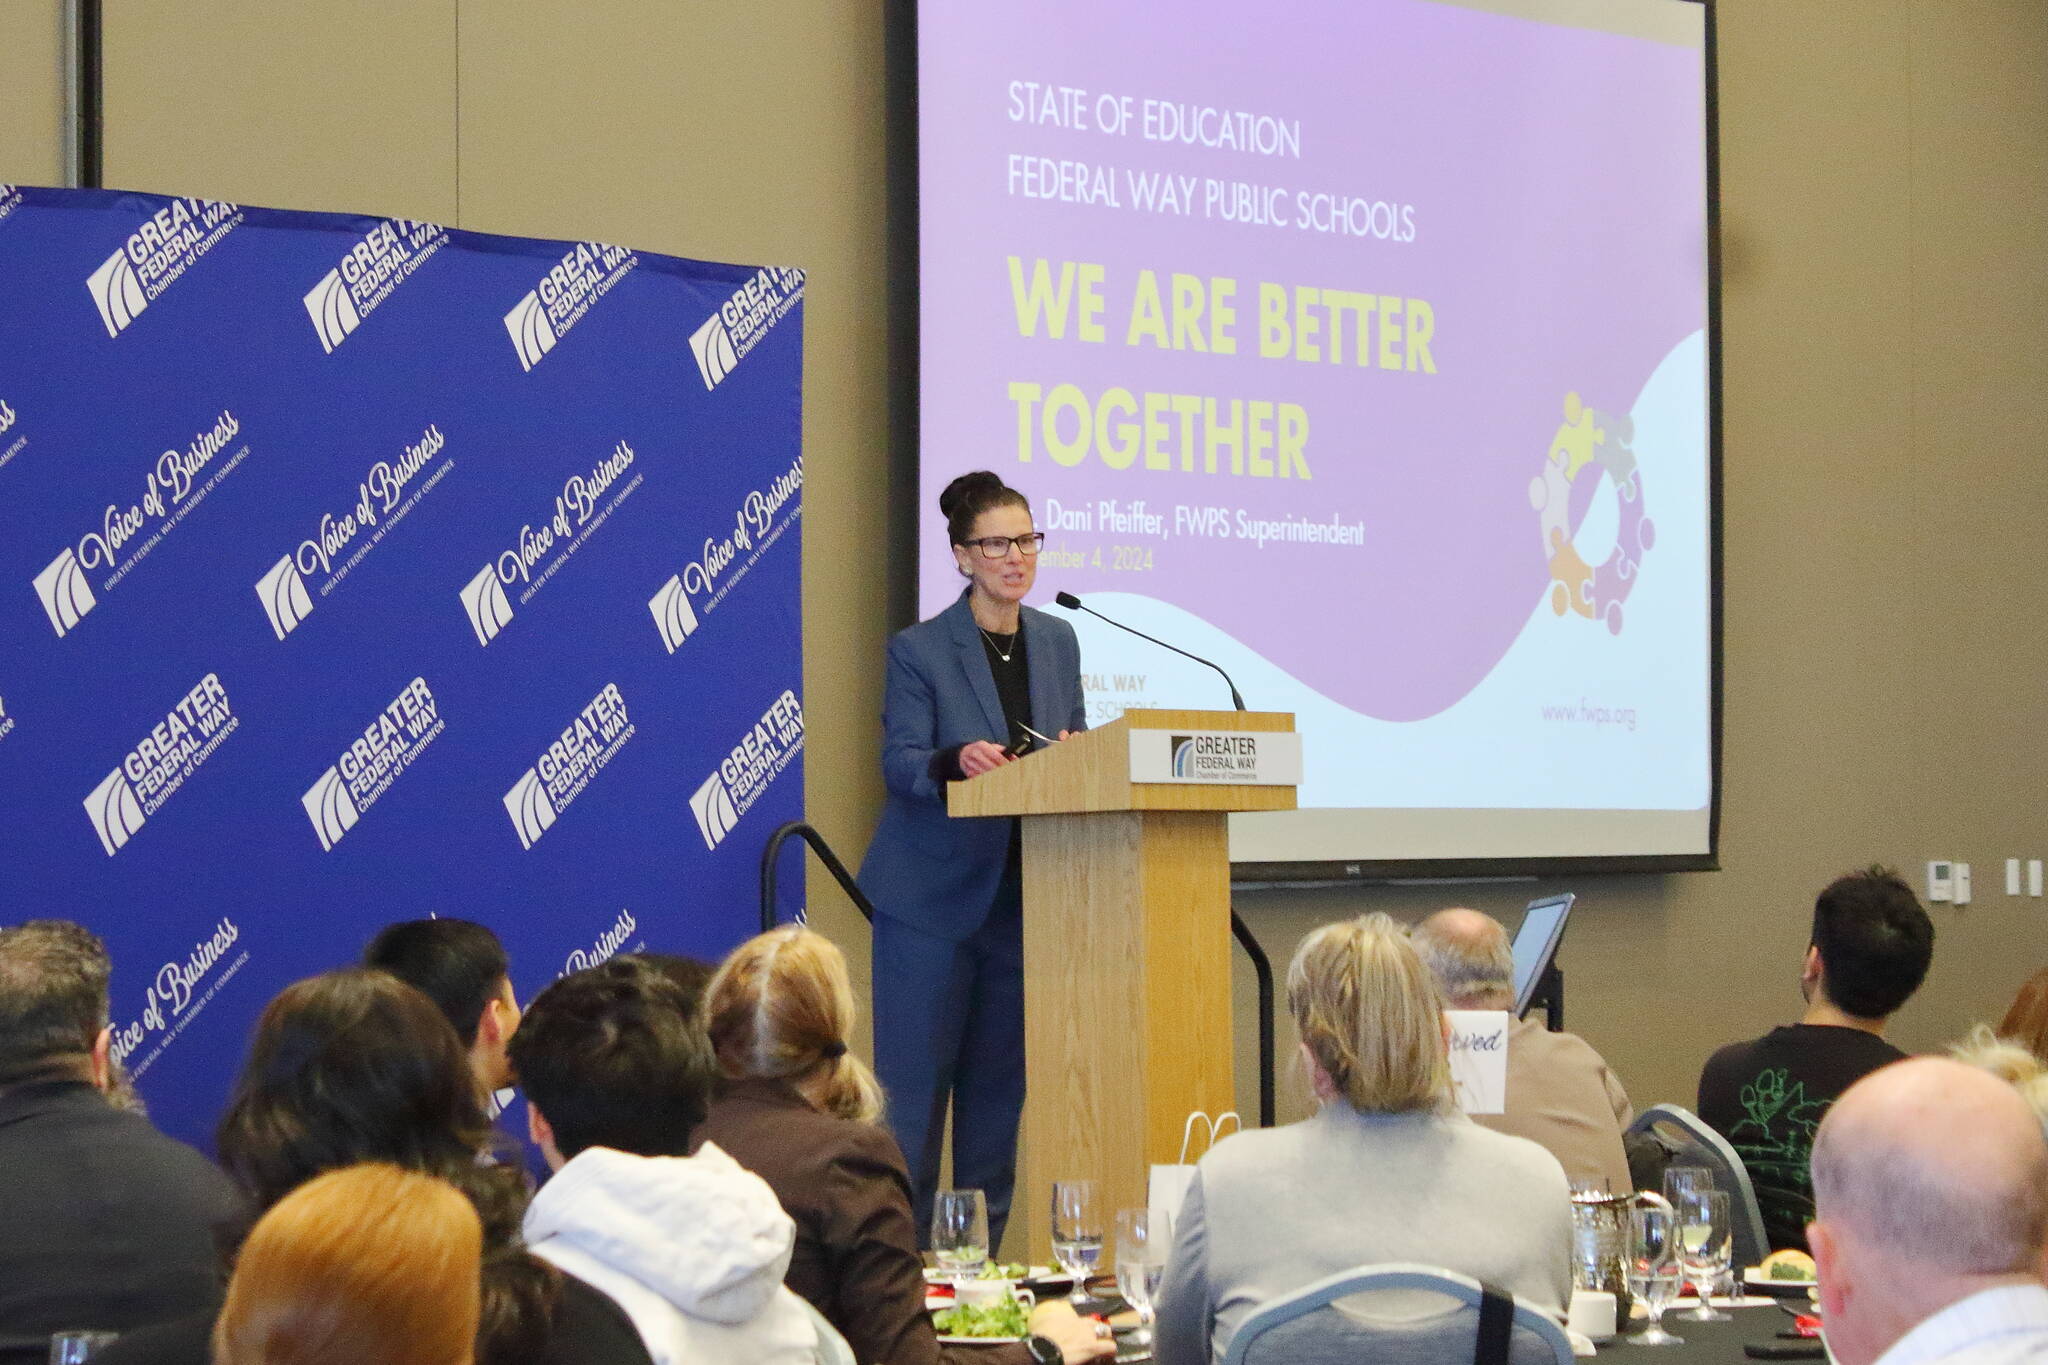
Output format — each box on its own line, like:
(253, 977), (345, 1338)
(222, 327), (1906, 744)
(939, 471), (1030, 548)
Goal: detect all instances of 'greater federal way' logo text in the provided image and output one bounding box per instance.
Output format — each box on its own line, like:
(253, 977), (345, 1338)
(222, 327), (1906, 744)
(303, 218), (449, 352)
(86, 197), (243, 337)
(504, 682), (635, 849)
(504, 241), (638, 370)
(85, 673), (238, 856)
(690, 689), (803, 851)
(689, 266), (804, 390)
(302, 677), (446, 851)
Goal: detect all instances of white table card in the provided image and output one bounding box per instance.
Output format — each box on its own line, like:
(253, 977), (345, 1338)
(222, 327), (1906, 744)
(1445, 1010), (1509, 1115)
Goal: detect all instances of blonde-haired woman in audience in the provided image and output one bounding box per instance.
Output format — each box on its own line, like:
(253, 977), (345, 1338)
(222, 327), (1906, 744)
(1951, 1024), (2048, 1122)
(1152, 912), (1574, 1365)
(213, 1163), (481, 1365)
(693, 926), (1111, 1365)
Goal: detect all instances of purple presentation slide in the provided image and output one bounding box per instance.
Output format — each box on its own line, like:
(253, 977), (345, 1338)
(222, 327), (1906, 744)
(918, 0), (1711, 851)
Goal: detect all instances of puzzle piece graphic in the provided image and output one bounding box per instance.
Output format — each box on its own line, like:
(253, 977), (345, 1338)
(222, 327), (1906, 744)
(1550, 391), (1605, 482)
(1529, 453), (1572, 556)
(1546, 527), (1595, 619)
(1591, 408), (1640, 500)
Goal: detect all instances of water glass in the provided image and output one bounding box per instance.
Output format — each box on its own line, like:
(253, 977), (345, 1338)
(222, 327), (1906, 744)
(1115, 1208), (1164, 1344)
(1674, 1188), (1733, 1321)
(931, 1188), (989, 1282)
(1663, 1165), (1714, 1210)
(1051, 1179), (1104, 1303)
(1628, 1202), (1685, 1345)
(50, 1334), (119, 1364)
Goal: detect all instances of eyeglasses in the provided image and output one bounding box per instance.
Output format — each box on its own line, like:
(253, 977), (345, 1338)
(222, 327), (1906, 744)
(960, 533), (1046, 559)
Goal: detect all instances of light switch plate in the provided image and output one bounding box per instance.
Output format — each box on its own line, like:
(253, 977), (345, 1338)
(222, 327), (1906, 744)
(1927, 860), (1954, 903)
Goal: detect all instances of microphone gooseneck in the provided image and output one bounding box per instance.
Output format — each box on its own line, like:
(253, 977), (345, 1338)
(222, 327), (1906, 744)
(1054, 591), (1247, 711)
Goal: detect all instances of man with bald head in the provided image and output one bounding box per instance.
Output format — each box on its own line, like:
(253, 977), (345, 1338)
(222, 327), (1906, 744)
(1809, 1057), (2048, 1365)
(1411, 907), (1635, 1192)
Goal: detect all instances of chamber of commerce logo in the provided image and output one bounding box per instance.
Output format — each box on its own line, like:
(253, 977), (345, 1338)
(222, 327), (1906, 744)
(461, 439), (641, 643)
(85, 197), (242, 338)
(1170, 735), (1195, 777)
(303, 218), (449, 352)
(108, 918), (247, 1079)
(34, 547), (96, 637)
(0, 397), (26, 474)
(36, 409), (250, 637)
(503, 240), (638, 371)
(1167, 732), (1261, 779)
(503, 683), (635, 849)
(84, 672), (238, 856)
(0, 183), (23, 224)
(655, 454), (802, 646)
(648, 575), (699, 654)
(689, 689), (803, 851)
(461, 566), (515, 646)
(266, 423), (453, 639)
(255, 556), (313, 640)
(690, 266), (804, 390)
(301, 677), (445, 851)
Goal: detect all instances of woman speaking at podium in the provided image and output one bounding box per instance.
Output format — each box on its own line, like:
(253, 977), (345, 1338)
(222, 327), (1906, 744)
(858, 470), (1086, 1254)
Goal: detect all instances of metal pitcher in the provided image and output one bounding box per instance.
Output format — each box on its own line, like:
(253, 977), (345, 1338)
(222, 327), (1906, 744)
(1571, 1189), (1673, 1322)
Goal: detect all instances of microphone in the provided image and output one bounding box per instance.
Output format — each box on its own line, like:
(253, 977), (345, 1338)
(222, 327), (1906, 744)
(1055, 592), (1247, 711)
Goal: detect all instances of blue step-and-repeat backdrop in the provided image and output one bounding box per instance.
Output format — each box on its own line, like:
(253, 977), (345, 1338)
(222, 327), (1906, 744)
(0, 184), (806, 1153)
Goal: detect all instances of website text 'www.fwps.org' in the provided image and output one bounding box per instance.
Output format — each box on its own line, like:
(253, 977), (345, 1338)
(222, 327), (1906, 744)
(1538, 699), (1637, 733)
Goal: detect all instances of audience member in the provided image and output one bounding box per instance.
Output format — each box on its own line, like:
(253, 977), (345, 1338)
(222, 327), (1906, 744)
(1951, 1026), (2048, 1125)
(1997, 969), (2048, 1063)
(631, 952), (716, 1017)
(94, 969), (651, 1365)
(363, 919), (521, 1106)
(1696, 867), (1934, 1250)
(509, 957), (836, 1365)
(695, 927), (1112, 1365)
(1808, 1058), (2048, 1365)
(0, 921), (243, 1362)
(1410, 907), (1635, 1192)
(1153, 913), (1572, 1365)
(212, 1164), (481, 1365)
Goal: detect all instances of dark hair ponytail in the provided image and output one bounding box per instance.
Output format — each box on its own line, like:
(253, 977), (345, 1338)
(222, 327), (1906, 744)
(940, 471), (1030, 546)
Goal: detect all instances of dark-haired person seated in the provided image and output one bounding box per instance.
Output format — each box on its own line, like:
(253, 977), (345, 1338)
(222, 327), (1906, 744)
(95, 969), (651, 1365)
(0, 922), (243, 1363)
(1696, 866), (1936, 1250)
(694, 927), (1113, 1365)
(364, 918), (522, 1109)
(511, 957), (837, 1365)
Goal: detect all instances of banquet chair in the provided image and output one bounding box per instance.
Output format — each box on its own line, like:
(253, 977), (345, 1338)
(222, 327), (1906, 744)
(1218, 1263), (1573, 1365)
(1626, 1102), (1771, 1270)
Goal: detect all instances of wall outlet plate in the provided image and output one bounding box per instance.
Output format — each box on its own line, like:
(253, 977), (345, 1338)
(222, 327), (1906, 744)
(1954, 862), (1972, 906)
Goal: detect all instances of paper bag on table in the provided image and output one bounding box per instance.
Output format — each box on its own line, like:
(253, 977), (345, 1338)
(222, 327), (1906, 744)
(1446, 1009), (1509, 1115)
(1150, 1110), (1240, 1239)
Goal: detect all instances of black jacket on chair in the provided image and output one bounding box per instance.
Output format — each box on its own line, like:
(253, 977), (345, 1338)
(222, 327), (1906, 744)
(0, 1079), (244, 1364)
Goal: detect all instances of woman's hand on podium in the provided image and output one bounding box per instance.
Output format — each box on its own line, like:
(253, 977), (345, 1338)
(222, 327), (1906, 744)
(958, 740), (1014, 777)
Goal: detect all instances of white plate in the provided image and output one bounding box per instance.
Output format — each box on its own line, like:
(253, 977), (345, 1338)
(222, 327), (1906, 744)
(1745, 1268), (1818, 1290)
(935, 1335), (1027, 1346)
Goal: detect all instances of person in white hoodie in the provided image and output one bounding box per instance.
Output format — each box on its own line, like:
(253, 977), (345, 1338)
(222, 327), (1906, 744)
(510, 958), (842, 1365)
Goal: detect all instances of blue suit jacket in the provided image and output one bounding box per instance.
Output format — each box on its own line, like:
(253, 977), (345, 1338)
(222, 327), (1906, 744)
(857, 592), (1086, 942)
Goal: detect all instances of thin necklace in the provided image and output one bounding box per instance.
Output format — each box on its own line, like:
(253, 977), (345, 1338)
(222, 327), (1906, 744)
(978, 625), (1018, 663)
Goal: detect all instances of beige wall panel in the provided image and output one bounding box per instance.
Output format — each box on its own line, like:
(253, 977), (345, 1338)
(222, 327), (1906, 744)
(456, 1), (890, 1002)
(101, 0), (456, 222)
(0, 0), (66, 185)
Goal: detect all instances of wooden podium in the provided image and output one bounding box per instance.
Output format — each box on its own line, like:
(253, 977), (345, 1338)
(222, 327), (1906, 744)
(947, 708), (1297, 1260)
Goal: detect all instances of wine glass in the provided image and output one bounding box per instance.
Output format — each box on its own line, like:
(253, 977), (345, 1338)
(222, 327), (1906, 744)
(1663, 1165), (1714, 1211)
(1115, 1208), (1164, 1347)
(49, 1334), (120, 1364)
(931, 1188), (989, 1283)
(1050, 1180), (1104, 1304)
(1674, 1189), (1732, 1321)
(1628, 1201), (1685, 1345)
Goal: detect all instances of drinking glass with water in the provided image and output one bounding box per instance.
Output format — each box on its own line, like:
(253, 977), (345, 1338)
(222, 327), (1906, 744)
(1051, 1180), (1104, 1304)
(1115, 1208), (1164, 1347)
(50, 1332), (120, 1364)
(931, 1188), (989, 1282)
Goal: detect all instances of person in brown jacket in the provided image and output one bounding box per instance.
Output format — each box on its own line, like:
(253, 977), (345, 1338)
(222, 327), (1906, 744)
(693, 927), (1110, 1365)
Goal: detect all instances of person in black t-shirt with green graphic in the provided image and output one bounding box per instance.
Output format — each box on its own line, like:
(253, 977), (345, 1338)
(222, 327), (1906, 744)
(1696, 867), (1935, 1252)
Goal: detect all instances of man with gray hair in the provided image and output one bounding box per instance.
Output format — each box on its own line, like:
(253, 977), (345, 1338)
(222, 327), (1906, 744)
(1410, 907), (1635, 1192)
(1809, 1057), (2048, 1365)
(0, 921), (242, 1360)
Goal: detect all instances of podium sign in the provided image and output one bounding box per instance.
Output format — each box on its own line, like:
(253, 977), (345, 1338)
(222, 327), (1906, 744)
(949, 708), (1297, 1258)
(1127, 728), (1303, 785)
